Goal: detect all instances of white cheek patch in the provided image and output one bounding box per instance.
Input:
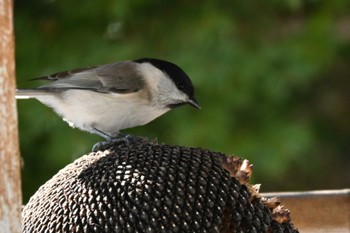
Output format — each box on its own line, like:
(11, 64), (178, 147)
(137, 63), (189, 107)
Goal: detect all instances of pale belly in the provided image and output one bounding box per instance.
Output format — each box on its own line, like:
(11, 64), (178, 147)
(37, 90), (168, 136)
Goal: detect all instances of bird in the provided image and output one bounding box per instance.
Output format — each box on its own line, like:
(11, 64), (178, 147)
(16, 58), (200, 144)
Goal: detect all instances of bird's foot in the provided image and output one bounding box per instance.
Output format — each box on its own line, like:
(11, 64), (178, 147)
(92, 134), (154, 152)
(92, 135), (129, 152)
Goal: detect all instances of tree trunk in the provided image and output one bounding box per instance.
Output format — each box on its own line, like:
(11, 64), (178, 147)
(0, 0), (22, 232)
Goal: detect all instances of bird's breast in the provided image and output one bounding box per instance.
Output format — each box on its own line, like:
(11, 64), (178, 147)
(38, 89), (168, 136)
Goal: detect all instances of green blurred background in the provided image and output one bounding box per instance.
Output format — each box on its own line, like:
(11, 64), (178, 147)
(15, 0), (350, 203)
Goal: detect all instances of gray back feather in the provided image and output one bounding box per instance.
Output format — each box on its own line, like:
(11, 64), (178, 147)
(38, 61), (145, 94)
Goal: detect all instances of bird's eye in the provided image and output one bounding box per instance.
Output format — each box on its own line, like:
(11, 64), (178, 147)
(177, 83), (185, 90)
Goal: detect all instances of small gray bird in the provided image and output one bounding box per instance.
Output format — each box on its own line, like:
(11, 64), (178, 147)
(16, 58), (200, 141)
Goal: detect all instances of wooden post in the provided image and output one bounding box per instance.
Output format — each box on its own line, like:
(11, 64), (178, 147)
(0, 0), (22, 232)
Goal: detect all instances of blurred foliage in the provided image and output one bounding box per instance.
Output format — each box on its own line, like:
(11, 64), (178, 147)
(15, 0), (350, 202)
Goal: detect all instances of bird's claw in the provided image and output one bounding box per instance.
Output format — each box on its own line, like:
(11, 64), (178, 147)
(92, 135), (130, 152)
(92, 134), (153, 152)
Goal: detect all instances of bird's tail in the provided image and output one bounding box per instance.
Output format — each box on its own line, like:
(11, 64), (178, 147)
(15, 89), (53, 99)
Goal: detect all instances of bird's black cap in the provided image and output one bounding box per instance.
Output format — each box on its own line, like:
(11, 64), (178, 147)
(134, 58), (198, 107)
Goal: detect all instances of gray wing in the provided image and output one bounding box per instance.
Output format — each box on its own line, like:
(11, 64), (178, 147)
(37, 61), (145, 94)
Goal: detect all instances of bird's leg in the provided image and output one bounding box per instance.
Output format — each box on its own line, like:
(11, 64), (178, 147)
(91, 127), (120, 141)
(91, 127), (130, 152)
(91, 128), (153, 152)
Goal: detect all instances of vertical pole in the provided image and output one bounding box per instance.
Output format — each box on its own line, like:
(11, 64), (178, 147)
(0, 0), (22, 232)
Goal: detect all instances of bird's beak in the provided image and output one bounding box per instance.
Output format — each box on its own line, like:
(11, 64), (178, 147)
(187, 97), (201, 109)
